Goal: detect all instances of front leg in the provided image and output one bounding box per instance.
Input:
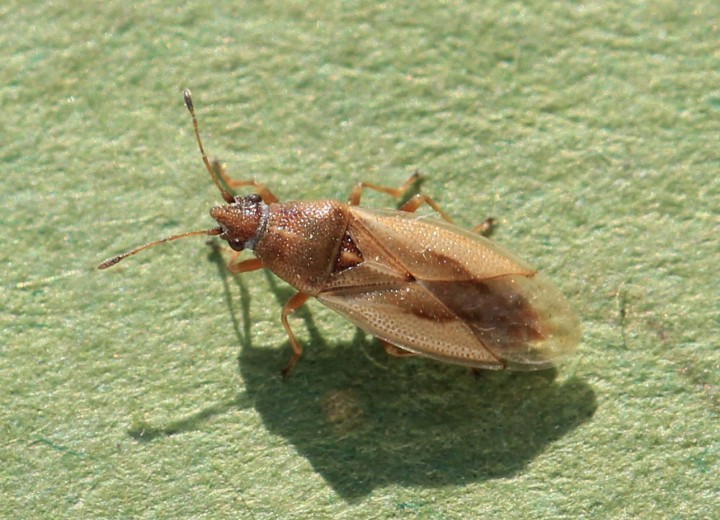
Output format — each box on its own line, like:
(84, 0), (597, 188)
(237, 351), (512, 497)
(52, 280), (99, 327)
(212, 159), (280, 204)
(227, 257), (264, 274)
(208, 241), (266, 274)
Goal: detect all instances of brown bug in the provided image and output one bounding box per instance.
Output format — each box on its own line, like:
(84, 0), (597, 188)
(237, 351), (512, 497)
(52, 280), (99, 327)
(99, 90), (581, 376)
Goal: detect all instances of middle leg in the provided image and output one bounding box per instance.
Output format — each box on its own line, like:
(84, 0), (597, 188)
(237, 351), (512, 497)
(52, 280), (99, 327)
(280, 292), (311, 377)
(348, 171), (421, 206)
(348, 171), (454, 223)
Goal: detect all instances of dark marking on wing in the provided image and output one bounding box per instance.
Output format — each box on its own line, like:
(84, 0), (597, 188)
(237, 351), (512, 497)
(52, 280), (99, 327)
(415, 249), (476, 279)
(397, 286), (457, 321)
(418, 278), (545, 347)
(394, 247), (544, 348)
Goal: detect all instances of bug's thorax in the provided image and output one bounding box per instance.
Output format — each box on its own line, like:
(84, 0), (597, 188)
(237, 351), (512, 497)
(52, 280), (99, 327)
(210, 194), (269, 251)
(252, 199), (351, 295)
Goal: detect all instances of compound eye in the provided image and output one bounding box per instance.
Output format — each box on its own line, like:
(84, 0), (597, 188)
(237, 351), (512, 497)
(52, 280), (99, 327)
(247, 194), (262, 203)
(228, 240), (245, 252)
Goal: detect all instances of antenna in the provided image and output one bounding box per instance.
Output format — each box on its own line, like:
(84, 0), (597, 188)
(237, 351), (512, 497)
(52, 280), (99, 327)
(97, 90), (234, 270)
(98, 228), (222, 269)
(183, 89), (235, 203)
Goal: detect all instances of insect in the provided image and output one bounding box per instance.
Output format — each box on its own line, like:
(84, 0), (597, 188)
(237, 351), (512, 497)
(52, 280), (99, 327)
(100, 90), (581, 376)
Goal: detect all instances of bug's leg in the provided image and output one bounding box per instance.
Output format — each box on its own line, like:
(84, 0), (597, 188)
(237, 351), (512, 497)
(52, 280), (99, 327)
(348, 171), (421, 206)
(470, 367), (485, 379)
(380, 340), (418, 358)
(208, 240), (266, 274)
(401, 202), (495, 235)
(280, 292), (311, 377)
(349, 171), (455, 223)
(472, 217), (496, 237)
(398, 194), (455, 224)
(228, 257), (265, 274)
(212, 160), (280, 204)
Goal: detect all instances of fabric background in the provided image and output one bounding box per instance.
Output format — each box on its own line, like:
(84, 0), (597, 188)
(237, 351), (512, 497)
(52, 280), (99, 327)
(2, 2), (717, 518)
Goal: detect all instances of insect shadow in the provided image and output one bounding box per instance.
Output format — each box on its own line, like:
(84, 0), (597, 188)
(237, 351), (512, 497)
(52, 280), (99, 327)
(232, 244), (596, 499)
(128, 231), (596, 500)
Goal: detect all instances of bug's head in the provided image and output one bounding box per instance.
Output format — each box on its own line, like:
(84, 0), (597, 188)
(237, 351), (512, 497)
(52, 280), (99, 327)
(210, 194), (268, 252)
(97, 90), (265, 270)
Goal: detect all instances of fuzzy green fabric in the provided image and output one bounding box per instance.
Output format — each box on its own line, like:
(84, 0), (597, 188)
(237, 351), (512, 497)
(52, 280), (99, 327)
(2, 1), (718, 518)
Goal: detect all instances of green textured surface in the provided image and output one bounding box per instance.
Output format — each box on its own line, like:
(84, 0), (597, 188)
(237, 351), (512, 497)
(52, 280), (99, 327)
(2, 1), (718, 518)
